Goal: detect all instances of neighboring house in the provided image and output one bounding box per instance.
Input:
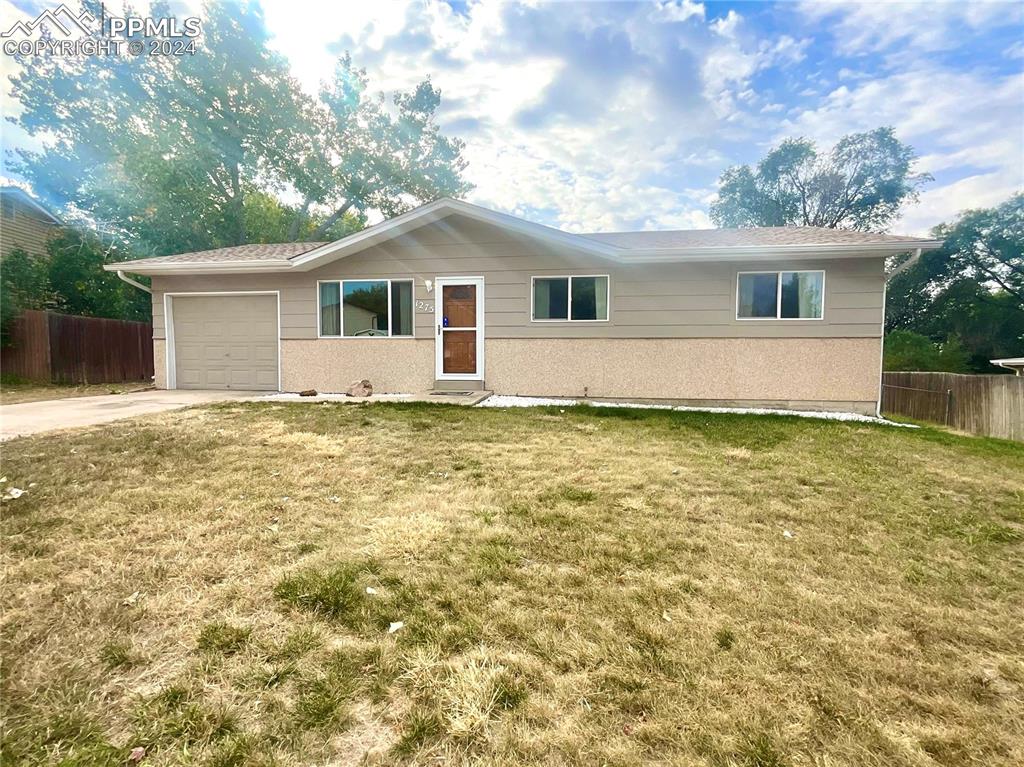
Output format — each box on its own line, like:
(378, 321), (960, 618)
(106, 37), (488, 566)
(105, 198), (941, 414)
(0, 186), (62, 257)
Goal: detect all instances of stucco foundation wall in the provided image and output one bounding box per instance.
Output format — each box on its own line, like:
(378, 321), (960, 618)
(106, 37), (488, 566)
(275, 336), (880, 411)
(153, 339), (166, 389)
(166, 336), (880, 413)
(281, 339), (433, 393)
(484, 337), (881, 411)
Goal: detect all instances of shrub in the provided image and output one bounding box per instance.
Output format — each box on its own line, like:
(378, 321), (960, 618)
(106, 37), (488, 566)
(884, 330), (969, 372)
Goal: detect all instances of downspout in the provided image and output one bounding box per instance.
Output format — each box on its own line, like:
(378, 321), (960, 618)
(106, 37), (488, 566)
(116, 270), (151, 294)
(886, 247), (923, 281)
(877, 280), (887, 418)
(877, 248), (922, 417)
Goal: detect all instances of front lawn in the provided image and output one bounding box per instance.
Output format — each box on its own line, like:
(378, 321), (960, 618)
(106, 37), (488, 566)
(2, 403), (1022, 766)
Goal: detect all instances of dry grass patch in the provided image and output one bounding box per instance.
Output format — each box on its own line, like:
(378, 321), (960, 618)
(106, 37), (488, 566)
(0, 379), (153, 405)
(1, 401), (1022, 766)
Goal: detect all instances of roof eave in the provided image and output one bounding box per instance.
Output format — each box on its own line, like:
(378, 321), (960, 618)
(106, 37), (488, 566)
(1, 187), (62, 224)
(103, 199), (944, 273)
(621, 240), (943, 262)
(103, 259), (294, 275)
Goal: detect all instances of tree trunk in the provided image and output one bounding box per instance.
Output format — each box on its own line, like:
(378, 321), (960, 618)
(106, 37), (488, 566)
(287, 199), (312, 242)
(306, 199), (354, 241)
(229, 162), (246, 245)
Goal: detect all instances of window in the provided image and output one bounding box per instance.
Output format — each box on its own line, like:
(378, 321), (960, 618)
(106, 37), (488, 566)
(1, 198), (14, 220)
(737, 271), (823, 320)
(532, 275), (609, 321)
(318, 279), (414, 337)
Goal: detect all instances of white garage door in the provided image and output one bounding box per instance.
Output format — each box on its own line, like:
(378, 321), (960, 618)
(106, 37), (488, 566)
(171, 294), (278, 390)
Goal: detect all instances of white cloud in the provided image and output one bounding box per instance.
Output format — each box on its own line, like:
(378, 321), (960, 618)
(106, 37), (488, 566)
(651, 1), (706, 24)
(710, 9), (742, 38)
(779, 69), (1024, 233)
(245, 1), (1024, 233)
(253, 0), (799, 231)
(0, 1), (31, 121)
(1004, 40), (1024, 59)
(899, 167), (1019, 235)
(799, 0), (1023, 56)
(2, 0), (1019, 237)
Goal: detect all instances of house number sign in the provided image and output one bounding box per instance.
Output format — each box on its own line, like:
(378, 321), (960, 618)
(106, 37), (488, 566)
(416, 300), (434, 312)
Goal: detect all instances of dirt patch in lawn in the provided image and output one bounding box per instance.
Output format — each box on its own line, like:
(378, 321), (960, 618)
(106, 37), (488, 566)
(1, 402), (1022, 766)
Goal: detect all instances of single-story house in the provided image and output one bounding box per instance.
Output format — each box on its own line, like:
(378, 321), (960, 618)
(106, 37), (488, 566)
(105, 198), (941, 415)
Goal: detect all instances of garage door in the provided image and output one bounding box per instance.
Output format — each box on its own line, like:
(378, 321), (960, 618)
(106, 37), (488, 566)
(171, 295), (278, 390)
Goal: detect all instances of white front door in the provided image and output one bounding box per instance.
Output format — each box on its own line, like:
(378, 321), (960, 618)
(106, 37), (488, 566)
(434, 277), (484, 380)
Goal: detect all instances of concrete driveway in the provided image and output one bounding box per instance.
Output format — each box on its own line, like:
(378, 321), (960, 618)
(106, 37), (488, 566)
(0, 390), (263, 441)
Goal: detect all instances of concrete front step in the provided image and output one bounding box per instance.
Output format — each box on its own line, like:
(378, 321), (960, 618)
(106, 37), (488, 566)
(433, 379), (485, 391)
(424, 390), (492, 405)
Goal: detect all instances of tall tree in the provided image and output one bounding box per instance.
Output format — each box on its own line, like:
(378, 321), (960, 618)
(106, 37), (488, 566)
(710, 127), (930, 231)
(288, 57), (469, 242)
(932, 193), (1023, 303)
(1, 231), (151, 344)
(45, 230), (151, 321)
(8, 1), (469, 256)
(0, 248), (51, 344)
(885, 194), (1024, 372)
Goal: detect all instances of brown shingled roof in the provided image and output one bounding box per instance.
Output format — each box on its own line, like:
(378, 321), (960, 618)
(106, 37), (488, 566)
(581, 226), (930, 250)
(115, 225), (926, 268)
(115, 241), (328, 266)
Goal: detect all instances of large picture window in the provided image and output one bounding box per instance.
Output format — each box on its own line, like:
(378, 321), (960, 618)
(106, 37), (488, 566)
(737, 270), (824, 320)
(532, 275), (609, 321)
(318, 279), (414, 337)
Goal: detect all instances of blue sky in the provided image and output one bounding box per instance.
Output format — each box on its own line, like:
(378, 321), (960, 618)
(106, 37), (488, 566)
(3, 0), (1023, 235)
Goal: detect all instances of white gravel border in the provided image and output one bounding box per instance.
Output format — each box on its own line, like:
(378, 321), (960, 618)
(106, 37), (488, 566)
(477, 395), (917, 427)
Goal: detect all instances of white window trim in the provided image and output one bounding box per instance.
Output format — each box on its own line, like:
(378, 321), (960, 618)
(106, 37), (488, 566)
(317, 278), (415, 338)
(736, 270), (825, 321)
(530, 274), (611, 323)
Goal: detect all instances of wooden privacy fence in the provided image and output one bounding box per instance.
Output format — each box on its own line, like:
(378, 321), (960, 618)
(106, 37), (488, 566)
(882, 371), (1024, 442)
(2, 310), (153, 384)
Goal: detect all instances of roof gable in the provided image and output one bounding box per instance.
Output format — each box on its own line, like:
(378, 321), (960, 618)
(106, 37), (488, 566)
(287, 199), (622, 271)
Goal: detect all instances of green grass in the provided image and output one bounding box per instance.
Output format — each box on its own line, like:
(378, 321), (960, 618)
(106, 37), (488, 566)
(1, 401), (1022, 765)
(714, 626), (737, 651)
(196, 622), (252, 655)
(98, 639), (142, 670)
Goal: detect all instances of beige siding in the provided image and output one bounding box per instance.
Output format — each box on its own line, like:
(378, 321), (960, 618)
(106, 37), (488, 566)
(1, 199), (58, 257)
(151, 214), (886, 342)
